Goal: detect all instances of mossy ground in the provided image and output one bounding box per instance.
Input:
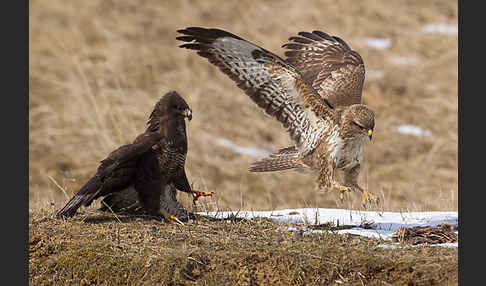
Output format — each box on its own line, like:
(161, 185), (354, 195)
(30, 209), (457, 285)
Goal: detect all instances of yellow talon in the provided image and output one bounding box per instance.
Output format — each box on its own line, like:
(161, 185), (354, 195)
(161, 211), (184, 225)
(192, 191), (214, 203)
(333, 183), (351, 202)
(361, 191), (379, 207)
(339, 191), (346, 202)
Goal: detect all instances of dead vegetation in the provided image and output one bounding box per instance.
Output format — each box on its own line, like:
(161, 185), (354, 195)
(29, 209), (458, 285)
(391, 223), (458, 245)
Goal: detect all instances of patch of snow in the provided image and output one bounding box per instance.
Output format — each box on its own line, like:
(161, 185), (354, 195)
(216, 138), (270, 158)
(202, 208), (457, 246)
(395, 124), (433, 137)
(390, 56), (420, 66)
(421, 24), (458, 35)
(361, 38), (391, 50)
(378, 242), (458, 249)
(437, 242), (458, 248)
(365, 70), (384, 80)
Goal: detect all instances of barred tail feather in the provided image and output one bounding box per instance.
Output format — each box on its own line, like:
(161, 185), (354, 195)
(249, 146), (302, 172)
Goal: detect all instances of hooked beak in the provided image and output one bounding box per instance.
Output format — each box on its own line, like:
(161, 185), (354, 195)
(367, 129), (373, 140)
(183, 108), (192, 121)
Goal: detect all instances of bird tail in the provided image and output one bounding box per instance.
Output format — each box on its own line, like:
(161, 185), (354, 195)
(56, 177), (102, 218)
(249, 146), (303, 172)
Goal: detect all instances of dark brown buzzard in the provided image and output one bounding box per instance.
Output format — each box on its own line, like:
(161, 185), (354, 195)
(56, 91), (212, 221)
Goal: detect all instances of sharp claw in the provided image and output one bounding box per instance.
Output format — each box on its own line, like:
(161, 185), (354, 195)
(333, 183), (351, 202)
(170, 216), (185, 226)
(161, 212), (185, 225)
(361, 191), (379, 208)
(339, 190), (347, 202)
(192, 191), (214, 202)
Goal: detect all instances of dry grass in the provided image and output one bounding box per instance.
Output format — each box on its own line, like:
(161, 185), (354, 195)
(391, 223), (458, 245)
(29, 0), (458, 213)
(29, 209), (458, 285)
(29, 2), (458, 283)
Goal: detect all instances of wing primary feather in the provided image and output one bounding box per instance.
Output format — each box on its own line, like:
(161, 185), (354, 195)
(311, 30), (335, 41)
(298, 31), (323, 41)
(282, 29), (365, 108)
(177, 27), (336, 154)
(287, 36), (314, 44)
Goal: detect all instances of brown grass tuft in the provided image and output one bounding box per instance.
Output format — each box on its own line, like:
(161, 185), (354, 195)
(391, 223), (458, 245)
(29, 208), (458, 285)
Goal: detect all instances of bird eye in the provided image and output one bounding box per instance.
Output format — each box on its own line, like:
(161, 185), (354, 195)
(353, 121), (366, 130)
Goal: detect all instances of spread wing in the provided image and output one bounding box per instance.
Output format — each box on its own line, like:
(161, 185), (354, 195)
(282, 30), (365, 108)
(177, 27), (335, 154)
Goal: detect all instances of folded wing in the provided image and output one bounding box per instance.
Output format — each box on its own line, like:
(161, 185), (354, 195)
(56, 132), (162, 218)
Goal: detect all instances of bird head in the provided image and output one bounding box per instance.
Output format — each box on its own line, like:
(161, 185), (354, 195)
(342, 104), (375, 141)
(166, 90), (192, 121)
(146, 90), (192, 132)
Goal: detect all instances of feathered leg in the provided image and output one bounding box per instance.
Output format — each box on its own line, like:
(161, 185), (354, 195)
(174, 171), (213, 204)
(343, 165), (379, 207)
(316, 160), (353, 201)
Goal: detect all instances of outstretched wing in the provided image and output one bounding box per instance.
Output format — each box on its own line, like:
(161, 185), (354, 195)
(282, 30), (365, 108)
(177, 27), (335, 154)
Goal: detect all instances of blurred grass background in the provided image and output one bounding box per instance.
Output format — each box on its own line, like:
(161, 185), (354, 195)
(29, 0), (457, 212)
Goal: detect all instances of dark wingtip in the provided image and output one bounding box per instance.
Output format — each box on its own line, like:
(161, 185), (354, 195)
(312, 30), (334, 41)
(176, 35), (195, 42)
(177, 27), (205, 35)
(176, 26), (244, 44)
(178, 43), (204, 50)
(297, 31), (322, 41)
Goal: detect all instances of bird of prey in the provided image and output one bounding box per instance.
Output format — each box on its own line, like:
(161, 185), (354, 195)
(56, 91), (213, 221)
(177, 27), (378, 205)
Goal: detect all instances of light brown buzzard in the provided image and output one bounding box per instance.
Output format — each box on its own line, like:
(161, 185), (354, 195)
(177, 27), (378, 205)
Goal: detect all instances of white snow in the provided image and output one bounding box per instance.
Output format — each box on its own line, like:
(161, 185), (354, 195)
(361, 38), (391, 50)
(378, 242), (458, 249)
(216, 138), (270, 158)
(200, 208), (458, 247)
(390, 56), (420, 66)
(365, 69), (384, 80)
(421, 24), (458, 35)
(395, 124), (433, 137)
